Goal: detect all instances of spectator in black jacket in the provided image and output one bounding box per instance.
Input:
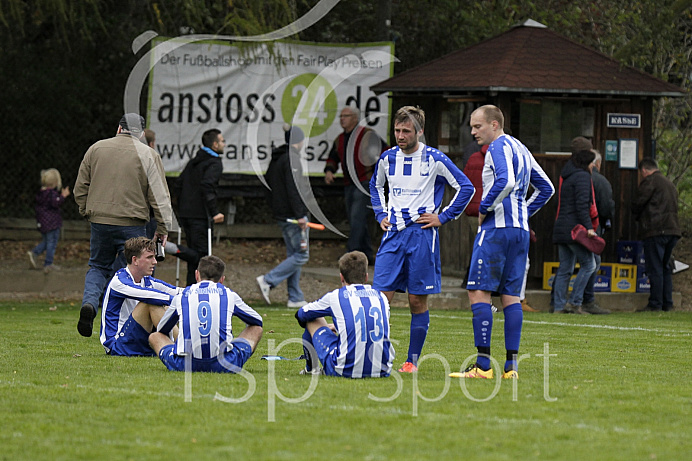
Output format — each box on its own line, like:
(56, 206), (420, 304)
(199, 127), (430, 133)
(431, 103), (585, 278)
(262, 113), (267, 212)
(256, 125), (310, 307)
(552, 149), (598, 314)
(174, 129), (225, 286)
(580, 150), (615, 314)
(633, 158), (681, 312)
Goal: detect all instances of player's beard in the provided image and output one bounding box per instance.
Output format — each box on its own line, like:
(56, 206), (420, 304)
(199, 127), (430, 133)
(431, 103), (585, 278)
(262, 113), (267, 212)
(398, 138), (417, 153)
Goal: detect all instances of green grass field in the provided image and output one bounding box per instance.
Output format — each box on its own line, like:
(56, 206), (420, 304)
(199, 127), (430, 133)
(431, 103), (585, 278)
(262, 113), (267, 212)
(1, 301), (690, 460)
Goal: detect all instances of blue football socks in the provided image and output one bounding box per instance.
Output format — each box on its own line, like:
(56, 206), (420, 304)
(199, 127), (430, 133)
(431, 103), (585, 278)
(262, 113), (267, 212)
(407, 311), (430, 365)
(503, 302), (523, 371)
(471, 303), (493, 371)
(302, 329), (317, 371)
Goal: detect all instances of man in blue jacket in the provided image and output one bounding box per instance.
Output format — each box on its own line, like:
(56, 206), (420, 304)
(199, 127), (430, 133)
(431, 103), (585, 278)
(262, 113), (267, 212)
(175, 129), (225, 286)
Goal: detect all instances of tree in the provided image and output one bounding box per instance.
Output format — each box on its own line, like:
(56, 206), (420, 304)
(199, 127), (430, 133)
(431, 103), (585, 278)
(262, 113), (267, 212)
(0, 0), (309, 219)
(1, 0), (690, 218)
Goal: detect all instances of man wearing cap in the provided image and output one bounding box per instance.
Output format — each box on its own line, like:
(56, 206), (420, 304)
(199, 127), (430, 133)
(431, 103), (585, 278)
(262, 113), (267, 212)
(256, 125), (310, 308)
(173, 128), (225, 286)
(74, 113), (172, 338)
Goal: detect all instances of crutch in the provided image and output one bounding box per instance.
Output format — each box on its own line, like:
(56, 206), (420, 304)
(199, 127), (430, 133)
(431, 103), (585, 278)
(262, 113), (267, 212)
(176, 229), (182, 287)
(171, 214), (182, 287)
(207, 214), (213, 256)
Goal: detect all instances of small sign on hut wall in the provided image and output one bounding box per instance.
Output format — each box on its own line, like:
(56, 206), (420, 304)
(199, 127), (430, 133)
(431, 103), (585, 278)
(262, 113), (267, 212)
(619, 139), (639, 170)
(605, 140), (618, 161)
(607, 113), (641, 129)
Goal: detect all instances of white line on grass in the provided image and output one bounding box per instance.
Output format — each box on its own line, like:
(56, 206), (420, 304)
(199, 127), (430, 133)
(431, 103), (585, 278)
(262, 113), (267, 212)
(522, 319), (692, 334)
(488, 417), (661, 437)
(391, 312), (692, 335)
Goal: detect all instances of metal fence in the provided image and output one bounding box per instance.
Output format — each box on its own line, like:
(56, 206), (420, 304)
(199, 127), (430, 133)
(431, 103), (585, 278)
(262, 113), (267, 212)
(0, 88), (348, 226)
(0, 116), (348, 229)
(1, 116), (90, 221)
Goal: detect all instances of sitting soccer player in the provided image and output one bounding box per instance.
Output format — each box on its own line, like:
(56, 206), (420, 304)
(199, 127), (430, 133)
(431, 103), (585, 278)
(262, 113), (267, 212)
(100, 237), (182, 356)
(295, 251), (395, 378)
(149, 255), (263, 373)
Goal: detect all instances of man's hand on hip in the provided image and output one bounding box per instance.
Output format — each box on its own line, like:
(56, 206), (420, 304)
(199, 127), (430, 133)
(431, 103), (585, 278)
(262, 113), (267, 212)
(418, 213), (441, 229)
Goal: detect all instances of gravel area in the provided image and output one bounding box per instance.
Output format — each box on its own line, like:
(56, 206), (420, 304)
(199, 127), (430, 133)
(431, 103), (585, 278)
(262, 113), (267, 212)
(4, 235), (692, 311)
(0, 238), (352, 305)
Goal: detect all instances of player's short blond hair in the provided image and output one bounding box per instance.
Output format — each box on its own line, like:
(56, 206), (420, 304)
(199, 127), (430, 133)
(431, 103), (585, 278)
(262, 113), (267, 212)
(339, 251), (368, 284)
(124, 237), (155, 265)
(394, 106), (425, 132)
(474, 105), (505, 128)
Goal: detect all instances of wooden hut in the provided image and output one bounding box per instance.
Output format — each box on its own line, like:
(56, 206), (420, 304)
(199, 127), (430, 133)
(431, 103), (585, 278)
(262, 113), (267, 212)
(371, 19), (685, 281)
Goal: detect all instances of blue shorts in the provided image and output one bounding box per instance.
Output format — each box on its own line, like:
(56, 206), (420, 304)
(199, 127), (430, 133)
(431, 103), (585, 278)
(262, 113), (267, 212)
(158, 339), (253, 373)
(108, 315), (155, 357)
(311, 326), (339, 377)
(466, 227), (529, 296)
(373, 225), (441, 295)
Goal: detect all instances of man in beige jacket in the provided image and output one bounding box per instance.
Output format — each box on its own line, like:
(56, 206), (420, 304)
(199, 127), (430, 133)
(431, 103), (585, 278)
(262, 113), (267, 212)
(74, 113), (172, 337)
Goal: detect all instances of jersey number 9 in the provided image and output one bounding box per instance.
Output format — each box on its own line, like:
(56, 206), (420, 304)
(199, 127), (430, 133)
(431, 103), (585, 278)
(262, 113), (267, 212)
(197, 301), (213, 336)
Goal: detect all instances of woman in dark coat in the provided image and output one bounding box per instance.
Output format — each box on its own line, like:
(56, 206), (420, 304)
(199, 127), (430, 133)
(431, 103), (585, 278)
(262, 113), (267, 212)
(552, 150), (597, 313)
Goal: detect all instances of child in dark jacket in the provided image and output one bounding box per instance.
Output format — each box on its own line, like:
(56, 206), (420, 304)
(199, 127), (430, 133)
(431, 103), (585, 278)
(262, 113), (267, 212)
(28, 169), (70, 272)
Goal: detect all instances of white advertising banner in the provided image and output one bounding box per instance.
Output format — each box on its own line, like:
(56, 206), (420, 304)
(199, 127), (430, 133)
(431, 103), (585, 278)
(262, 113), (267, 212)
(147, 38), (394, 175)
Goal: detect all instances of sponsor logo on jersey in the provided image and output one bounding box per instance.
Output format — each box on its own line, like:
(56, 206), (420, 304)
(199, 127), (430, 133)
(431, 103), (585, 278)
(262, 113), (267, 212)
(425, 285), (434, 290)
(392, 187), (422, 197)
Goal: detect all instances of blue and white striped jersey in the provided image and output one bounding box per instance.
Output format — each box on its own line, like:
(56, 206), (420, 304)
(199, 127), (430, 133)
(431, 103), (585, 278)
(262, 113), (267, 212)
(100, 267), (181, 353)
(370, 144), (475, 231)
(479, 134), (554, 231)
(296, 284), (394, 378)
(157, 281), (263, 359)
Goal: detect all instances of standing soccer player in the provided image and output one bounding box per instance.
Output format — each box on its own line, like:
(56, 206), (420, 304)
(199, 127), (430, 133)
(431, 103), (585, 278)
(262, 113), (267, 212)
(295, 251), (394, 378)
(370, 106), (475, 373)
(150, 255), (263, 373)
(452, 105), (554, 379)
